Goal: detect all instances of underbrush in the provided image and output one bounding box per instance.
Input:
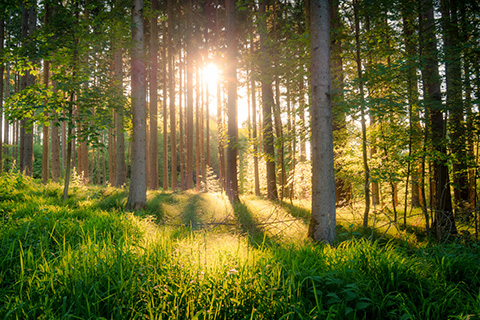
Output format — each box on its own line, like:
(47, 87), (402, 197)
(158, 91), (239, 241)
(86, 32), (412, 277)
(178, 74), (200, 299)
(0, 173), (479, 319)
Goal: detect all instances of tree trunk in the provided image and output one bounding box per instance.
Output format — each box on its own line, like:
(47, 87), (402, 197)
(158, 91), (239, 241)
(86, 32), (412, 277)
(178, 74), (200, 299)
(308, 0), (336, 245)
(127, 0), (147, 210)
(259, 1), (278, 201)
(250, 34), (260, 197)
(179, 52), (185, 190)
(441, 0), (469, 212)
(0, 17), (4, 173)
(195, 65), (201, 190)
(330, 0), (350, 205)
(168, 0), (177, 191)
(148, 0), (159, 190)
(354, 0), (370, 229)
(42, 60), (50, 183)
(225, 0), (239, 203)
(114, 47), (126, 187)
(420, 0), (457, 241)
(3, 62), (9, 171)
(186, 0), (194, 190)
(20, 2), (36, 177)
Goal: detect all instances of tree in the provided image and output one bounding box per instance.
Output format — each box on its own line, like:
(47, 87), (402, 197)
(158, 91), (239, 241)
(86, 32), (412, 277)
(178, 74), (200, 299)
(225, 0), (239, 203)
(127, 0), (147, 210)
(353, 0), (370, 229)
(419, 0), (457, 241)
(168, 0), (177, 191)
(259, 1), (278, 201)
(148, 0), (159, 190)
(308, 0), (336, 245)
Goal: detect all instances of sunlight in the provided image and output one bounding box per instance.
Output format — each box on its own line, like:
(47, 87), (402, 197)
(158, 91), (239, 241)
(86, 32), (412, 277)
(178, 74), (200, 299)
(202, 63), (219, 87)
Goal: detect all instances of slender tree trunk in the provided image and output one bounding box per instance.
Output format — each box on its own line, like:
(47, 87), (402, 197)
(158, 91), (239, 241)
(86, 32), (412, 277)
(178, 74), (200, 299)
(180, 52), (185, 190)
(3, 62), (9, 171)
(259, 1), (278, 201)
(250, 35), (260, 197)
(420, 0), (457, 241)
(354, 0), (370, 229)
(195, 65), (201, 190)
(298, 80), (307, 162)
(42, 60), (50, 183)
(186, 0), (194, 189)
(308, 0), (336, 245)
(114, 47), (126, 187)
(127, 0), (147, 210)
(0, 17), (4, 173)
(272, 2), (285, 201)
(200, 74), (205, 189)
(63, 94), (74, 201)
(330, 0), (349, 205)
(20, 2), (35, 176)
(168, 0), (177, 191)
(441, 0), (469, 211)
(148, 0), (159, 190)
(225, 0), (239, 203)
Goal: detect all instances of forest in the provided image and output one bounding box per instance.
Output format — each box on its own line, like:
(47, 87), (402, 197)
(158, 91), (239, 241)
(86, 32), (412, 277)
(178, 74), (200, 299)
(1, 0), (480, 319)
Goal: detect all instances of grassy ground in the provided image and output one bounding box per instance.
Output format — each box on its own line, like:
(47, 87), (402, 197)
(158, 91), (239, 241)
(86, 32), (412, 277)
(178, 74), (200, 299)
(0, 172), (479, 319)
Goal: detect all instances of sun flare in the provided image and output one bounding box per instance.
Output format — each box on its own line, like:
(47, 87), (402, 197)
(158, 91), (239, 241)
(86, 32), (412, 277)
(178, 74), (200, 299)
(202, 63), (220, 87)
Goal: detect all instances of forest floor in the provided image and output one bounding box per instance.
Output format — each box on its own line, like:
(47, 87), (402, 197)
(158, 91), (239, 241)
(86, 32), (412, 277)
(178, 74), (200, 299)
(0, 171), (479, 319)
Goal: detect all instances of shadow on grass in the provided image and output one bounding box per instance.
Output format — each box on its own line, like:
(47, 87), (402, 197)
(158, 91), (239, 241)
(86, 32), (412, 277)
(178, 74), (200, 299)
(233, 201), (274, 248)
(281, 201), (310, 223)
(181, 193), (204, 230)
(95, 190), (128, 211)
(146, 193), (178, 222)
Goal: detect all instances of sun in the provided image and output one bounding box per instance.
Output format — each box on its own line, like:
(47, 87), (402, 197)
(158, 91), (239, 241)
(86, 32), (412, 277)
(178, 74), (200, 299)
(202, 63), (220, 87)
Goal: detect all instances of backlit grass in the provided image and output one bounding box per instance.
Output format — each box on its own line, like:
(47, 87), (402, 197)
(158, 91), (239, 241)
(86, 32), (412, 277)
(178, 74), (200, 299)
(0, 172), (479, 319)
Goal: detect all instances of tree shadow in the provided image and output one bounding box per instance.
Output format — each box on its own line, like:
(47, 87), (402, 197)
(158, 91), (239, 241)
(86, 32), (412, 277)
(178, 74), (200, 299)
(281, 201), (310, 224)
(146, 193), (178, 222)
(232, 201), (274, 248)
(181, 193), (204, 230)
(95, 190), (128, 211)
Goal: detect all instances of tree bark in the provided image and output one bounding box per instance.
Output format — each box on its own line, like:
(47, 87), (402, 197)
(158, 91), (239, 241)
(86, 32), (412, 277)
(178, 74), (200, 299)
(250, 33), (260, 197)
(114, 47), (126, 187)
(148, 0), (159, 190)
(42, 60), (50, 183)
(225, 0), (239, 203)
(354, 0), (370, 229)
(330, 0), (349, 205)
(308, 0), (336, 245)
(259, 1), (278, 201)
(0, 17), (4, 173)
(441, 0), (469, 211)
(127, 0), (147, 210)
(420, 0), (457, 241)
(168, 0), (177, 191)
(186, 0), (194, 189)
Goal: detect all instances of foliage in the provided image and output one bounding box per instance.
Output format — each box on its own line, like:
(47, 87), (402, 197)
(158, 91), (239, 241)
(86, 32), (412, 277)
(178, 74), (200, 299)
(0, 178), (478, 319)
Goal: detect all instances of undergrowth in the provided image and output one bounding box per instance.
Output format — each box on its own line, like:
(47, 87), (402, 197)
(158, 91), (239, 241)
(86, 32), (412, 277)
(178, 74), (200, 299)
(0, 172), (479, 319)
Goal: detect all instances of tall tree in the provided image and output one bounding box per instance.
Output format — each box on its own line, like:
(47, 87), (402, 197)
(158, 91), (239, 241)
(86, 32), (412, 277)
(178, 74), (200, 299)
(441, 0), (469, 211)
(185, 0), (194, 189)
(148, 0), (159, 190)
(114, 47), (126, 187)
(225, 0), (239, 203)
(127, 0), (147, 210)
(0, 15), (4, 173)
(308, 0), (336, 244)
(168, 0), (177, 191)
(259, 1), (278, 201)
(330, 0), (349, 205)
(20, 1), (36, 176)
(419, 0), (457, 241)
(353, 0), (370, 228)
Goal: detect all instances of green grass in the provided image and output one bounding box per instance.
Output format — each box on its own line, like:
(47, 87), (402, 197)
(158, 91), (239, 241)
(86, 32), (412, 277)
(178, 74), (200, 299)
(0, 172), (479, 319)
